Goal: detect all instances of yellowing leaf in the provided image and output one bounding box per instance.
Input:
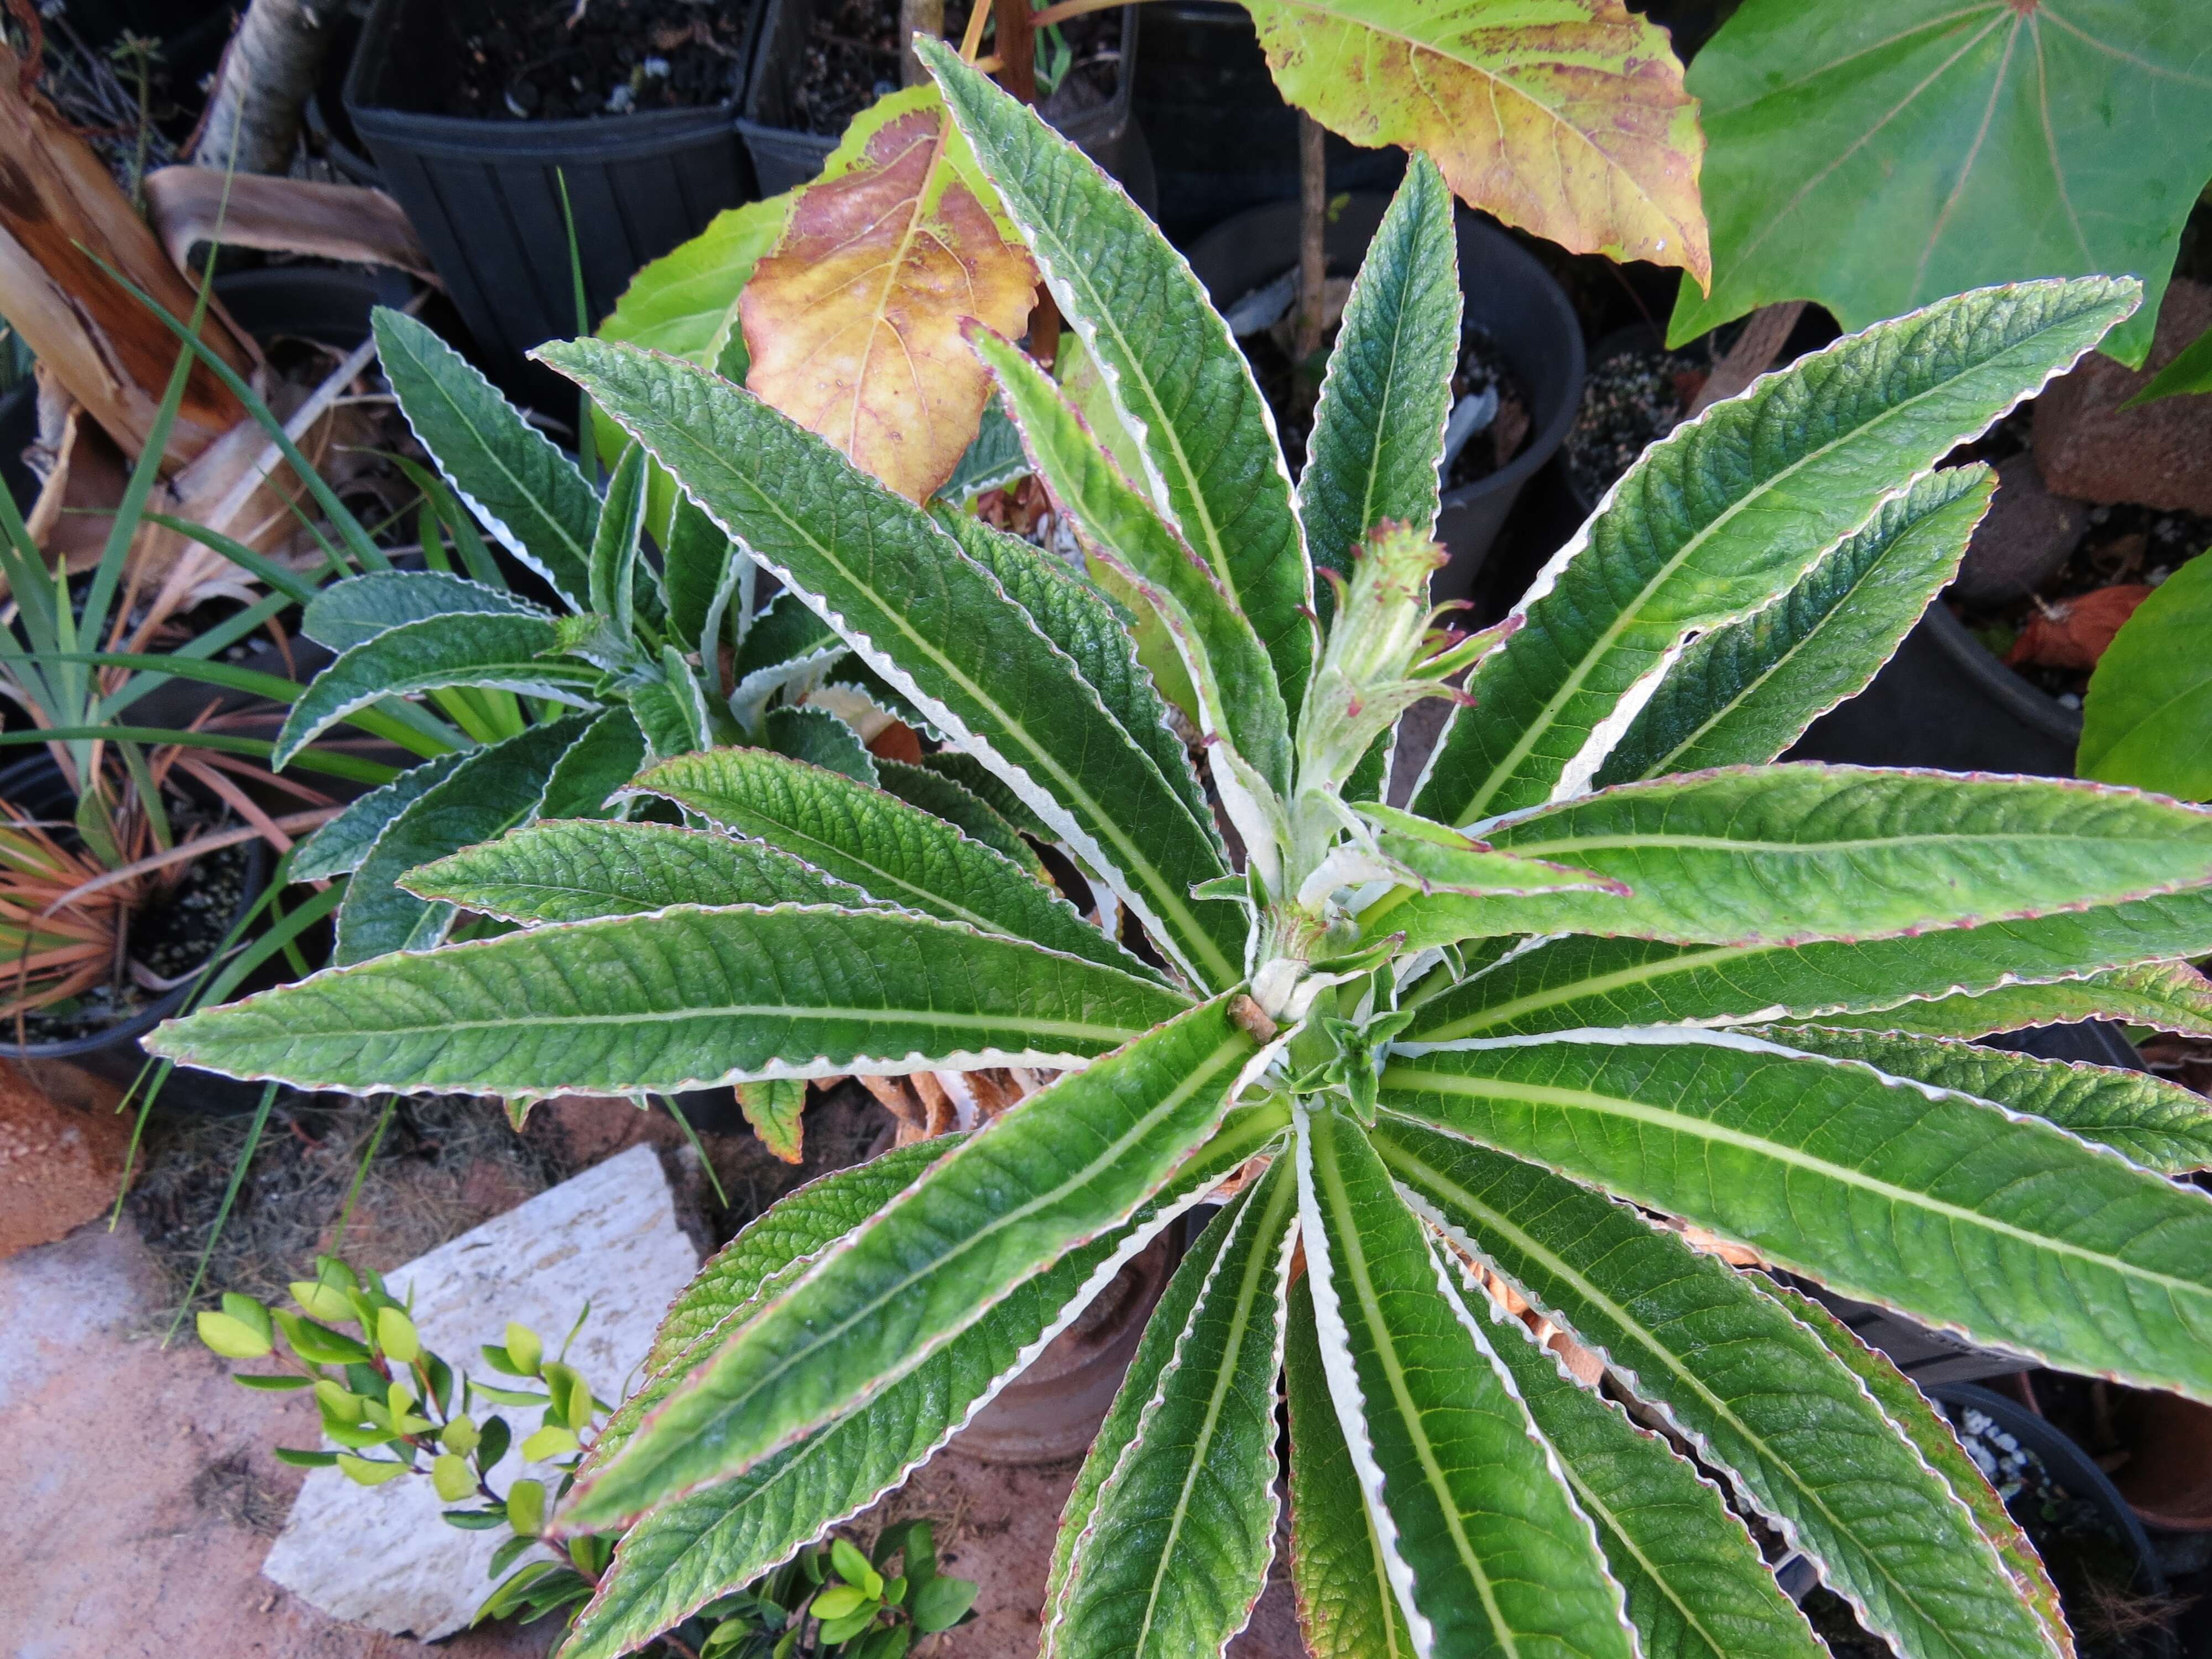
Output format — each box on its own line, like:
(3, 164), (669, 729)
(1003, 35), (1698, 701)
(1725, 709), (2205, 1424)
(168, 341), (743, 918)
(740, 88), (1039, 501)
(1241, 0), (1709, 279)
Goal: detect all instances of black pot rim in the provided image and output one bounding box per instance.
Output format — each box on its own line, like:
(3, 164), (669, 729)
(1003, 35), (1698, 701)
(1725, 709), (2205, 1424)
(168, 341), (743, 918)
(0, 746), (273, 1062)
(1921, 598), (2083, 747)
(1931, 1381), (2172, 1607)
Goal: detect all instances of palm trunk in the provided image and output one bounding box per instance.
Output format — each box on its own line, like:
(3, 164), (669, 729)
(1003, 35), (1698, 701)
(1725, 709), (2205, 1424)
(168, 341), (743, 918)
(191, 0), (337, 176)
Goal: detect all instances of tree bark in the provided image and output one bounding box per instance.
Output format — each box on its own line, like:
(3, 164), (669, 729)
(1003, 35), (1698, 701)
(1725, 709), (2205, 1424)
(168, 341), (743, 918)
(1293, 112), (1328, 368)
(0, 42), (254, 468)
(899, 0), (945, 87)
(192, 0), (336, 176)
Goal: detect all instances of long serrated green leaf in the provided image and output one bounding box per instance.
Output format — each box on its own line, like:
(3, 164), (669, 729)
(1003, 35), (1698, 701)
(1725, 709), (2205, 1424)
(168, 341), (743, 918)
(1400, 895), (2212, 1044)
(1752, 1025), (2212, 1176)
(931, 508), (1215, 847)
(1412, 277), (2138, 826)
(1457, 1270), (1825, 1659)
(1296, 1098), (1637, 1659)
(403, 819), (869, 925)
(1378, 765), (2212, 952)
(589, 442), (649, 641)
(1047, 1160), (1295, 1659)
(302, 571), (545, 654)
(535, 704), (648, 821)
(875, 757), (1048, 879)
(150, 904), (1188, 1099)
(275, 613), (600, 767)
(335, 715), (592, 963)
(1599, 467), (1996, 782)
(374, 308), (601, 606)
(562, 1103), (1287, 1659)
(631, 748), (1154, 980)
(976, 330), (1293, 802)
(1284, 1274), (1416, 1659)
(1370, 1117), (2058, 1659)
(666, 495), (745, 654)
(1835, 961), (2212, 1042)
(539, 337), (1241, 989)
(291, 752), (469, 882)
(761, 706), (875, 784)
(1381, 1030), (2212, 1400)
(563, 992), (1274, 1530)
(1300, 154), (1460, 602)
(924, 40), (1317, 719)
(1767, 1284), (2072, 1658)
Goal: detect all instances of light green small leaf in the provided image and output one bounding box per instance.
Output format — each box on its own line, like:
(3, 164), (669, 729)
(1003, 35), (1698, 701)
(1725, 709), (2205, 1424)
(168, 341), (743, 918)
(565, 992), (1270, 1531)
(377, 1306), (421, 1363)
(196, 1310), (273, 1360)
(506, 1323), (544, 1376)
(375, 307), (599, 605)
(2123, 322), (2212, 408)
(1298, 154), (1459, 606)
(435, 1453), (478, 1501)
(1414, 277), (2138, 826)
(1601, 466), (1997, 782)
(289, 1277), (356, 1322)
(911, 1577), (977, 1635)
(509, 1478), (547, 1536)
(811, 1585), (868, 1622)
(525, 1426), (581, 1462)
(1383, 1030), (2212, 1401)
(338, 1454), (411, 1488)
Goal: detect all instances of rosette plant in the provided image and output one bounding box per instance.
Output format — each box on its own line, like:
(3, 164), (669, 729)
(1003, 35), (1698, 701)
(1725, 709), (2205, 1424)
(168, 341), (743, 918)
(156, 50), (2212, 1659)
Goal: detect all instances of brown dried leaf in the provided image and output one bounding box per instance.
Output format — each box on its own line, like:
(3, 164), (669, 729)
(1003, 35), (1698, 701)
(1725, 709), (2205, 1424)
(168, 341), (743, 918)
(740, 92), (1037, 501)
(2006, 584), (2153, 674)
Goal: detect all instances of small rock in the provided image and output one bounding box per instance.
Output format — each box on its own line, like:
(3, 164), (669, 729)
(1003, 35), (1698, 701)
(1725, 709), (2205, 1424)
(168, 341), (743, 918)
(259, 1145), (698, 1640)
(2033, 278), (2212, 513)
(1950, 454), (2088, 607)
(0, 1061), (130, 1260)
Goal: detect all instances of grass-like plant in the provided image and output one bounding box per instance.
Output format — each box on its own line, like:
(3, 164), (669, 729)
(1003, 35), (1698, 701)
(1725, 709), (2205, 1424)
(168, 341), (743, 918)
(154, 52), (2212, 1659)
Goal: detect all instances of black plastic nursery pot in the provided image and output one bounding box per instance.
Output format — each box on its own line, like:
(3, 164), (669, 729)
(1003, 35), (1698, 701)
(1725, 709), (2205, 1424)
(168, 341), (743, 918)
(738, 0), (1144, 197)
(0, 754), (270, 1100)
(1933, 1384), (2178, 1659)
(343, 0), (766, 393)
(1185, 195), (1583, 604)
(1134, 0), (1405, 244)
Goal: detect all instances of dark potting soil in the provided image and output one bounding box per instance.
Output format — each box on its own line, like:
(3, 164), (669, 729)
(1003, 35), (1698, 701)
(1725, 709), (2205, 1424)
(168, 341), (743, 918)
(438, 0), (752, 121)
(1562, 339), (1709, 507)
(12, 836), (251, 1046)
(1943, 1397), (2175, 1659)
(790, 0), (1124, 137)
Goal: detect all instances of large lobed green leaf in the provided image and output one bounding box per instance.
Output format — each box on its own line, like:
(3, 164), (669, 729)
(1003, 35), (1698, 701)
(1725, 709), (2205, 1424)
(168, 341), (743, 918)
(1047, 1160), (1297, 1659)
(1400, 892), (2212, 1044)
(1381, 1030), (2212, 1400)
(1374, 1119), (2059, 1659)
(1297, 1099), (1637, 1659)
(924, 41), (1318, 720)
(539, 337), (1244, 991)
(1600, 467), (1995, 782)
(562, 993), (1275, 1530)
(150, 904), (1188, 1100)
(1673, 0), (2212, 368)
(1375, 765), (2212, 951)
(1412, 276), (2137, 827)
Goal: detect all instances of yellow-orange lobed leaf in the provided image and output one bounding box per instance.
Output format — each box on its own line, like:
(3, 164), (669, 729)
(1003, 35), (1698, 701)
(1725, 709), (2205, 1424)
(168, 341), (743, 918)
(1246, 0), (1709, 281)
(740, 106), (1039, 501)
